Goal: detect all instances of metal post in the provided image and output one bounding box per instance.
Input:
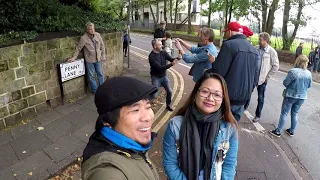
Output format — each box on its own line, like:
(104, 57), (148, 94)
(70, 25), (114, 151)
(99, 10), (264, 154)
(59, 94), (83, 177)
(127, 0), (131, 68)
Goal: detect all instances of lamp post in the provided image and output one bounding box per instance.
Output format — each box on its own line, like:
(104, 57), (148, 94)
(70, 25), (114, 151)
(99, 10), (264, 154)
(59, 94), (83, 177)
(127, 0), (132, 68)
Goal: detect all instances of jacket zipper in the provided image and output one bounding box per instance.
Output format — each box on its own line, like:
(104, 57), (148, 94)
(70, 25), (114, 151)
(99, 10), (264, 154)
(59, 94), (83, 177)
(140, 153), (158, 179)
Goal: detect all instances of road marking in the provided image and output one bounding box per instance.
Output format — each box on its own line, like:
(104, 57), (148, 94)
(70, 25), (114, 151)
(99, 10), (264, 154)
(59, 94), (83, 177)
(131, 38), (151, 44)
(153, 67), (185, 132)
(243, 110), (266, 132)
(129, 50), (180, 125)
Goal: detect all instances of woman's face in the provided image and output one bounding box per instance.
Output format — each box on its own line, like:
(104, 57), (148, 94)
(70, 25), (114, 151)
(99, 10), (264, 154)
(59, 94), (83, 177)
(195, 78), (224, 115)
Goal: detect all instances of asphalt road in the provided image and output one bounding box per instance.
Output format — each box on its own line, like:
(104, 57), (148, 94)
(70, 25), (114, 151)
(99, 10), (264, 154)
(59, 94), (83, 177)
(130, 33), (320, 180)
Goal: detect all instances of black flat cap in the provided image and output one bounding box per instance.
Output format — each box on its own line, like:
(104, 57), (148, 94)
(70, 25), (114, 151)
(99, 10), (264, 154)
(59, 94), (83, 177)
(94, 76), (157, 115)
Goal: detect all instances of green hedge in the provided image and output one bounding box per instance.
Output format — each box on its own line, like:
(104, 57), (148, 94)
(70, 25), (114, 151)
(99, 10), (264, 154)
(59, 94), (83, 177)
(0, 0), (123, 44)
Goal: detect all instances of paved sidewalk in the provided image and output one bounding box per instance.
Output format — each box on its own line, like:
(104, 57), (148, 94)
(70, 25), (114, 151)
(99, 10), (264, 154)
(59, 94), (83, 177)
(0, 54), (310, 180)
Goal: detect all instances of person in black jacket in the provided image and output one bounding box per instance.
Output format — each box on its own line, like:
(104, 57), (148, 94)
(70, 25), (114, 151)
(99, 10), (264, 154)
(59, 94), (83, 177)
(154, 21), (167, 45)
(207, 22), (259, 121)
(295, 42), (303, 58)
(149, 39), (181, 111)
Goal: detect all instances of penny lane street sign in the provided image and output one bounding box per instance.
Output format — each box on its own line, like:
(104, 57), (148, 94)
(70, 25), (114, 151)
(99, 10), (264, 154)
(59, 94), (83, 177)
(59, 59), (85, 82)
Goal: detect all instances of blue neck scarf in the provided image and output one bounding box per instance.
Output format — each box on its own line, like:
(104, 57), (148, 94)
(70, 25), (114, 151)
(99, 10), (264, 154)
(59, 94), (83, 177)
(100, 127), (152, 152)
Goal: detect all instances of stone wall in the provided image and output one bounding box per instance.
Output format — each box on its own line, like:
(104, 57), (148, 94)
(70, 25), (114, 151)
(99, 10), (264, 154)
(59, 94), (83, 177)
(0, 32), (123, 129)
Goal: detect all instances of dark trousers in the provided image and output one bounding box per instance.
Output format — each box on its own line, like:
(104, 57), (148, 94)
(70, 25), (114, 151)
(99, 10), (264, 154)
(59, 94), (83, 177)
(244, 82), (268, 117)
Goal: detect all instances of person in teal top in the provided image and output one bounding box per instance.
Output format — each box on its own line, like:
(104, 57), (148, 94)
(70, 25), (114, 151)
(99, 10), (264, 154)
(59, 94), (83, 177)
(175, 27), (218, 82)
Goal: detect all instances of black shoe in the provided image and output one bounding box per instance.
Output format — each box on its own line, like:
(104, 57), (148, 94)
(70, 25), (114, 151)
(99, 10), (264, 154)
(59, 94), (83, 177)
(269, 130), (281, 137)
(166, 106), (173, 111)
(285, 129), (294, 137)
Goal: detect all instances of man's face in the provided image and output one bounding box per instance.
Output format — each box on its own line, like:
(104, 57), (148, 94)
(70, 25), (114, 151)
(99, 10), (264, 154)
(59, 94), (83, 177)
(87, 25), (95, 35)
(161, 24), (166, 29)
(114, 99), (154, 145)
(154, 40), (163, 51)
(259, 37), (267, 47)
(223, 30), (231, 39)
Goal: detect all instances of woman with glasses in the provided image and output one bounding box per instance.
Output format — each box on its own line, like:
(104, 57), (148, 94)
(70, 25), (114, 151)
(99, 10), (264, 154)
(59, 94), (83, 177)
(162, 73), (238, 180)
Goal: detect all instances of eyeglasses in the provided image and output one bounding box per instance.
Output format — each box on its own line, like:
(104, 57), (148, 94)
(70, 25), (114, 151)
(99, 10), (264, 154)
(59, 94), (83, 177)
(198, 88), (223, 101)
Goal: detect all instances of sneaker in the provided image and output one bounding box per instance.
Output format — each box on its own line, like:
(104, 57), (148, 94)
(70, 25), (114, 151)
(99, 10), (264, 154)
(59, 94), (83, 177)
(166, 106), (173, 111)
(285, 129), (294, 137)
(252, 117), (260, 122)
(269, 130), (281, 137)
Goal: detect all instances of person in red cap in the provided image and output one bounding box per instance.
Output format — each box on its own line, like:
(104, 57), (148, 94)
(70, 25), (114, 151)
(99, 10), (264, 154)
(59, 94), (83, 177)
(206, 21), (260, 121)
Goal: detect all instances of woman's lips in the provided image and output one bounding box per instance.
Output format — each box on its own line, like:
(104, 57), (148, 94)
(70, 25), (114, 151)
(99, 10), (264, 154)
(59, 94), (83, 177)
(203, 102), (214, 107)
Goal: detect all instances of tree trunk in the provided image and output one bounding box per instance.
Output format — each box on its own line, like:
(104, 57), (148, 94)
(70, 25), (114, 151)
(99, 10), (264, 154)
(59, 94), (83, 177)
(148, 0), (158, 30)
(224, 0), (229, 27)
(283, 0), (304, 50)
(156, 1), (159, 23)
(208, 0), (212, 28)
(261, 0), (267, 32)
(265, 0), (279, 35)
(228, 0), (233, 23)
(187, 0), (192, 34)
(174, 0), (179, 30)
(164, 0), (167, 24)
(170, 0), (173, 24)
(281, 0), (291, 50)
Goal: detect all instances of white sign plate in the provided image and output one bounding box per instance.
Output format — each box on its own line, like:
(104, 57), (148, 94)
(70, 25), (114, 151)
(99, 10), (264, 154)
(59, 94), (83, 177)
(60, 59), (85, 82)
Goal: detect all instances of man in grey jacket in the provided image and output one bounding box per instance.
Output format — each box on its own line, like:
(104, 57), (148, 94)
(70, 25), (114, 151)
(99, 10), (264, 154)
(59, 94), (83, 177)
(244, 32), (279, 122)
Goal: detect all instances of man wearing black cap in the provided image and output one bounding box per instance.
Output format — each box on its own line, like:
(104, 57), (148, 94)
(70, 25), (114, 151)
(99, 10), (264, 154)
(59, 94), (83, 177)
(81, 76), (159, 180)
(149, 39), (181, 111)
(154, 21), (167, 45)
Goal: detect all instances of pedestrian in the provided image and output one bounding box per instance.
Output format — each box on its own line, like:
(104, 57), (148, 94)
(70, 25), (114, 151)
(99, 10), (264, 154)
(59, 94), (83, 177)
(163, 31), (173, 56)
(188, 28), (204, 76)
(123, 31), (131, 57)
(175, 27), (218, 82)
(68, 22), (106, 94)
(154, 21), (167, 45)
(295, 42), (303, 58)
(314, 45), (320, 73)
(149, 39), (181, 111)
(308, 47), (315, 71)
(206, 22), (259, 121)
(81, 76), (159, 180)
(244, 32), (280, 122)
(269, 55), (312, 137)
(162, 72), (238, 180)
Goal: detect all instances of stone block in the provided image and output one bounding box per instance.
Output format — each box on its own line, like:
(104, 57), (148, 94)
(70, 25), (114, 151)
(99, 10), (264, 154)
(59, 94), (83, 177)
(0, 60), (9, 72)
(21, 107), (36, 119)
(63, 47), (74, 58)
(21, 86), (35, 98)
(36, 52), (47, 63)
(28, 62), (44, 75)
(0, 143), (19, 170)
(8, 99), (28, 114)
(0, 93), (11, 106)
(44, 61), (54, 71)
(22, 43), (34, 56)
(46, 79), (58, 88)
(12, 90), (22, 101)
(20, 54), (36, 66)
(0, 69), (15, 83)
(8, 57), (19, 69)
(46, 88), (54, 99)
(47, 38), (60, 50)
(0, 45), (21, 60)
(0, 106), (9, 118)
(34, 82), (47, 93)
(60, 37), (78, 49)
(26, 75), (40, 86)
(15, 66), (28, 78)
(35, 102), (50, 114)
(27, 92), (46, 106)
(39, 71), (51, 81)
(7, 79), (26, 93)
(34, 41), (47, 53)
(4, 113), (22, 127)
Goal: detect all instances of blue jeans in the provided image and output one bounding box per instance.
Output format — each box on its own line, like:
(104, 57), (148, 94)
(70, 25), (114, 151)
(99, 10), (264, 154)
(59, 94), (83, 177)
(86, 61), (104, 93)
(244, 82), (267, 117)
(313, 58), (319, 72)
(151, 76), (172, 106)
(231, 105), (245, 122)
(276, 97), (304, 133)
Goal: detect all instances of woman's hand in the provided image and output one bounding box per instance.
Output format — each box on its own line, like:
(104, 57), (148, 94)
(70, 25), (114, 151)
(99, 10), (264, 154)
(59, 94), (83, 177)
(208, 53), (215, 63)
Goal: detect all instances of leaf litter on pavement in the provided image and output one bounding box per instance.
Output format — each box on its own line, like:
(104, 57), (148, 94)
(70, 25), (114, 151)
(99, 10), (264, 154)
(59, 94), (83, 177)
(49, 90), (166, 179)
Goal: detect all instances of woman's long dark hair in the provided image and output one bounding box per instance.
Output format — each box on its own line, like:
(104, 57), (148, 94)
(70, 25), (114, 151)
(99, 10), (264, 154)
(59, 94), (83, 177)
(175, 72), (237, 127)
